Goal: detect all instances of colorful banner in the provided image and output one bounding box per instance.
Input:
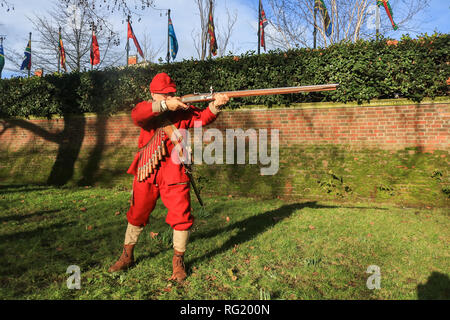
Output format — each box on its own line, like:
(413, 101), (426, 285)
(377, 0), (398, 30)
(59, 31), (67, 71)
(168, 17), (178, 60)
(259, 0), (268, 51)
(90, 29), (100, 65)
(315, 0), (333, 37)
(20, 40), (31, 71)
(208, 2), (218, 56)
(0, 41), (5, 76)
(127, 21), (144, 59)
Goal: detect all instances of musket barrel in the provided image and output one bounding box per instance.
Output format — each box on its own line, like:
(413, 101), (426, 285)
(222, 84), (339, 98)
(181, 83), (339, 104)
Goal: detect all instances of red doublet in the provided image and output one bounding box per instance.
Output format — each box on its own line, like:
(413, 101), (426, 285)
(126, 101), (218, 230)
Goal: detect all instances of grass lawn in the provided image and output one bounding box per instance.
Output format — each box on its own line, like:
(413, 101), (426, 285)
(0, 184), (448, 300)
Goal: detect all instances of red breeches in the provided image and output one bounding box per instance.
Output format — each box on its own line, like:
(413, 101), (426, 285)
(126, 174), (193, 231)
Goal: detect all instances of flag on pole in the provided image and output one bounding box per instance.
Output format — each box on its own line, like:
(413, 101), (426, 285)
(127, 21), (144, 59)
(208, 1), (218, 56)
(90, 28), (100, 65)
(0, 41), (5, 77)
(59, 31), (67, 72)
(20, 40), (31, 71)
(168, 16), (178, 60)
(259, 0), (268, 51)
(377, 0), (398, 30)
(314, 0), (333, 37)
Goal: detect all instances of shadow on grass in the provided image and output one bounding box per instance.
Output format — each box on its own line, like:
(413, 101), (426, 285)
(0, 184), (51, 194)
(0, 184), (46, 190)
(0, 221), (69, 244)
(417, 272), (450, 300)
(0, 221), (70, 296)
(0, 212), (127, 297)
(0, 209), (60, 224)
(187, 201), (339, 268)
(133, 200), (389, 270)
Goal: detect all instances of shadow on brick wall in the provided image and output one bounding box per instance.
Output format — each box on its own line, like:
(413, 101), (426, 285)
(47, 113), (86, 186)
(1, 114), (86, 186)
(77, 114), (108, 186)
(0, 112), (112, 187)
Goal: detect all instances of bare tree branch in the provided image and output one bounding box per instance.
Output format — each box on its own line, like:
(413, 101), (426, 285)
(0, 0), (14, 12)
(217, 4), (238, 56)
(265, 0), (431, 48)
(140, 28), (164, 63)
(22, 0), (124, 73)
(61, 0), (155, 18)
(192, 0), (211, 60)
(192, 0), (237, 60)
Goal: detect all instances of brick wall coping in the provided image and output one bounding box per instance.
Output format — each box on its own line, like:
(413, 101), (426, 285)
(228, 97), (450, 111)
(2, 97), (449, 121)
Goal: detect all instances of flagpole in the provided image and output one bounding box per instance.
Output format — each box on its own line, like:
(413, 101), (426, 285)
(313, 5), (317, 49)
(28, 32), (31, 78)
(258, 0), (261, 55)
(209, 0), (212, 59)
(91, 23), (94, 71)
(126, 16), (130, 66)
(376, 4), (380, 41)
(167, 9), (171, 64)
(58, 27), (61, 73)
(0, 35), (4, 79)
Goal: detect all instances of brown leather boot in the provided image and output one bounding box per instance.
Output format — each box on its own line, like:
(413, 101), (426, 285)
(168, 250), (187, 282)
(108, 244), (135, 273)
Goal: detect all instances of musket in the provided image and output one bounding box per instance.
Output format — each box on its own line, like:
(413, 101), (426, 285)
(182, 163), (204, 207)
(159, 122), (205, 207)
(177, 83), (338, 206)
(180, 83), (339, 104)
(136, 83), (339, 206)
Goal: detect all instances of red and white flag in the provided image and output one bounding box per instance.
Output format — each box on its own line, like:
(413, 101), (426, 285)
(259, 0), (268, 51)
(127, 21), (144, 59)
(90, 29), (100, 66)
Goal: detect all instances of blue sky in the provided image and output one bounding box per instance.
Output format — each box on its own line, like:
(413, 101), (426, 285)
(0, 0), (449, 78)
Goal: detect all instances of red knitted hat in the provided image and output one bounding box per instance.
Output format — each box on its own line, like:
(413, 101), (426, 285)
(149, 72), (177, 94)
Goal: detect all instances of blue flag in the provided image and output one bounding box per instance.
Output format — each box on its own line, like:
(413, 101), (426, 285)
(315, 0), (333, 37)
(0, 42), (5, 76)
(168, 17), (178, 60)
(20, 40), (31, 71)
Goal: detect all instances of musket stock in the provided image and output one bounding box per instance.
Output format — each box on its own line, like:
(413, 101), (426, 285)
(181, 83), (339, 104)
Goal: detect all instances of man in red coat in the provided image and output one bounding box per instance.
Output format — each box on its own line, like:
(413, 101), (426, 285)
(108, 72), (229, 282)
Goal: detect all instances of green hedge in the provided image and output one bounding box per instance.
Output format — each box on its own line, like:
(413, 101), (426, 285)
(1, 33), (449, 118)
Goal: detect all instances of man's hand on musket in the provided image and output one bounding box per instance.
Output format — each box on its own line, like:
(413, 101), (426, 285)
(210, 93), (230, 109)
(166, 96), (189, 111)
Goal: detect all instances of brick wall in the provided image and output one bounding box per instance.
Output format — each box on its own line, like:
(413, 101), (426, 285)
(1, 102), (449, 153)
(215, 103), (449, 151)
